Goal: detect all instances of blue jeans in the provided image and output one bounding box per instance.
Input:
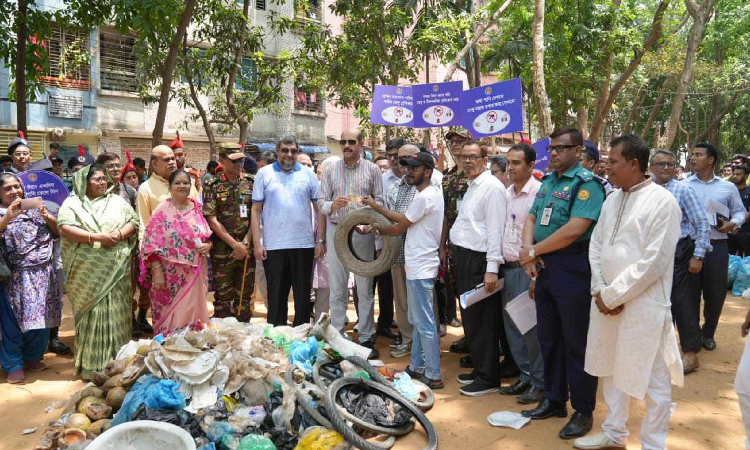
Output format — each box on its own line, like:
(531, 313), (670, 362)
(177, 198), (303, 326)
(0, 287), (49, 373)
(407, 278), (441, 380)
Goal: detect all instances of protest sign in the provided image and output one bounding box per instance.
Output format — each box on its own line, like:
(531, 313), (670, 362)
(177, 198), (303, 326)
(371, 85), (414, 127)
(412, 81), (462, 128)
(461, 78), (524, 138)
(18, 171), (70, 215)
(532, 137), (551, 172)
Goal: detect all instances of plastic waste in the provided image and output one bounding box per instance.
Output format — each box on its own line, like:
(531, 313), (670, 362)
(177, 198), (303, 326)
(200, 444), (217, 450)
(392, 372), (419, 401)
(205, 419), (234, 443)
(229, 406), (267, 429)
(237, 434), (277, 450)
(294, 427), (346, 450)
(338, 384), (412, 428)
(264, 327), (293, 354)
(733, 256), (750, 295)
(111, 375), (186, 426)
(486, 411), (531, 429)
(221, 433), (241, 450)
(729, 254), (742, 287)
(288, 337), (320, 375)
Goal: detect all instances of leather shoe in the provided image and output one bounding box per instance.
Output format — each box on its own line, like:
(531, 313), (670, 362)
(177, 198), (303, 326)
(559, 412), (593, 439)
(459, 355), (474, 368)
(361, 340), (380, 359)
(450, 336), (470, 353)
(703, 337), (717, 351)
(518, 385), (544, 404)
(376, 327), (398, 339)
(521, 399), (567, 420)
(448, 318), (461, 327)
(499, 380), (530, 396)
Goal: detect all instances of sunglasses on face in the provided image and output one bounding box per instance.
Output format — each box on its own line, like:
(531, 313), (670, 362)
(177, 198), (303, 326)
(279, 147), (299, 155)
(340, 139), (358, 146)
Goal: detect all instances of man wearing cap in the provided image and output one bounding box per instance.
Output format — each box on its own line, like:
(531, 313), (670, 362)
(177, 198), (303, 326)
(251, 135), (321, 326)
(580, 140), (613, 196)
(169, 132), (190, 171)
(367, 152), (445, 389)
(204, 143), (255, 320)
(7, 138), (32, 173)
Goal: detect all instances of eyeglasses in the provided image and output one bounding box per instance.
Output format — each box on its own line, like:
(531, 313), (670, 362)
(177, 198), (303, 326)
(105, 163), (122, 170)
(279, 147), (299, 155)
(90, 176), (107, 183)
(385, 153), (398, 159)
(653, 162), (676, 169)
(340, 139), (358, 146)
(459, 155), (482, 163)
(547, 144), (580, 153)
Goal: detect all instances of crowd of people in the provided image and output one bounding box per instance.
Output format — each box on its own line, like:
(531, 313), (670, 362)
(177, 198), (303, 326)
(0, 124), (749, 450)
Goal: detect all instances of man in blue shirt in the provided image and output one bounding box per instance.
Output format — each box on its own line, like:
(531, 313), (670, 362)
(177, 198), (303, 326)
(683, 142), (746, 352)
(251, 135), (323, 326)
(650, 149), (711, 373)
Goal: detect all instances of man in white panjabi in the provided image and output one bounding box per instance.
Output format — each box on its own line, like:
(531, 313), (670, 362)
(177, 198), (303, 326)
(737, 307), (750, 449)
(575, 134), (684, 450)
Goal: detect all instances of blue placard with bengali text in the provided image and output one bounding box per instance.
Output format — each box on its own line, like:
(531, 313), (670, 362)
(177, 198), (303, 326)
(412, 81), (463, 128)
(18, 171), (70, 215)
(371, 85), (414, 127)
(460, 79), (524, 138)
(532, 137), (551, 172)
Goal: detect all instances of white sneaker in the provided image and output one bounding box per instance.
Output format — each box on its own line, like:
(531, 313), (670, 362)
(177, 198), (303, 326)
(390, 343), (411, 358)
(573, 432), (626, 449)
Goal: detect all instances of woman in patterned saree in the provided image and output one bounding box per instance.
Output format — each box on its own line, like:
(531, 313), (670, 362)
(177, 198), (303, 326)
(58, 164), (138, 380)
(0, 173), (61, 384)
(141, 170), (211, 336)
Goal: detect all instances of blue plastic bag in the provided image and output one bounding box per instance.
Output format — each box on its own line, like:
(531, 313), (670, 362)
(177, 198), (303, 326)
(111, 374), (186, 426)
(733, 256), (750, 296)
(392, 372), (419, 401)
(289, 336), (319, 375)
(729, 254), (742, 288)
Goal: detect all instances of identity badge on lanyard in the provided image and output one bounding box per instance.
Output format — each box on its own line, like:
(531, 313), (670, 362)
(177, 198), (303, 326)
(509, 214), (519, 243)
(540, 202), (553, 226)
(240, 204), (248, 219)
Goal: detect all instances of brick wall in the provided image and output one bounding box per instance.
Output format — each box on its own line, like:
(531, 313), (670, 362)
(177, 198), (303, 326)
(119, 138), (213, 173)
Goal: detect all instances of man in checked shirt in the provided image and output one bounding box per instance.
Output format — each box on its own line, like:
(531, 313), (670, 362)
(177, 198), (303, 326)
(318, 128), (384, 358)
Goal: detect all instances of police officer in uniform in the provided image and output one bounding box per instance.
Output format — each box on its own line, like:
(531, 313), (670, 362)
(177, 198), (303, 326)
(203, 143), (255, 321)
(518, 127), (605, 440)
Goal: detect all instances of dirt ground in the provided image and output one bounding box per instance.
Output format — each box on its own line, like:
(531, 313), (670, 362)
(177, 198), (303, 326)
(2, 293), (749, 450)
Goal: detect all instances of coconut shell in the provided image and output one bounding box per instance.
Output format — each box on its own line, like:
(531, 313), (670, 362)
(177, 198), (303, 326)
(103, 359), (127, 377)
(90, 371), (109, 387)
(64, 414), (91, 432)
(78, 386), (105, 399)
(87, 419), (110, 436)
(32, 436), (54, 450)
(105, 386), (127, 410)
(61, 428), (87, 446)
(77, 396), (105, 415)
(84, 402), (112, 421)
(102, 373), (124, 391)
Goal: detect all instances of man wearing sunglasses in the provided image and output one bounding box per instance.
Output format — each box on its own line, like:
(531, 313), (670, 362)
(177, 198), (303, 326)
(251, 135), (321, 327)
(519, 127), (605, 440)
(318, 128), (383, 358)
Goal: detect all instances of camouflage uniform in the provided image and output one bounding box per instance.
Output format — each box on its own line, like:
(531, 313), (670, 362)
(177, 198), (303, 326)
(203, 154), (255, 321)
(442, 165), (470, 297)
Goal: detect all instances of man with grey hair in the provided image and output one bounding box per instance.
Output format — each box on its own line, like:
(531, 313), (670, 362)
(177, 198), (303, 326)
(251, 134), (323, 326)
(649, 148), (710, 374)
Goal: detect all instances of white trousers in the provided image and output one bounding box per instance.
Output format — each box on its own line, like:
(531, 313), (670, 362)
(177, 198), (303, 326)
(314, 288), (330, 322)
(326, 222), (375, 342)
(740, 393), (750, 449)
(602, 345), (673, 450)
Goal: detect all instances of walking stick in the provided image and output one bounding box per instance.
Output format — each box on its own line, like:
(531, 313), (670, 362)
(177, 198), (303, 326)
(236, 239), (252, 317)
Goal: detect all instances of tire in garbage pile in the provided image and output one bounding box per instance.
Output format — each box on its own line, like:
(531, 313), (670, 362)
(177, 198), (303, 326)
(334, 207), (401, 277)
(410, 379), (436, 412)
(345, 356), (434, 412)
(313, 359), (341, 391)
(285, 365), (334, 429)
(325, 377), (439, 450)
(344, 356), (389, 385)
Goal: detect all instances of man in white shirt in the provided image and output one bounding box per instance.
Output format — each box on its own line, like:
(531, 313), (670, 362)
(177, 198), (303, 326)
(367, 152), (444, 388)
(576, 134), (683, 450)
(736, 308), (750, 450)
(446, 141), (507, 396)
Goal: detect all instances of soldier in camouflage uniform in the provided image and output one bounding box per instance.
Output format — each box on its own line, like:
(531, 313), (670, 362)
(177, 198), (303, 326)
(203, 143), (255, 321)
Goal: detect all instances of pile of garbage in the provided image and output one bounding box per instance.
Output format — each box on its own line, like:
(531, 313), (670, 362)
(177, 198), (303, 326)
(33, 313), (438, 450)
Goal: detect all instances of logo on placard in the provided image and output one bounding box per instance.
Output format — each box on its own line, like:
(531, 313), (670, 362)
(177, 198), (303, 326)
(433, 85), (440, 92)
(28, 173), (38, 182)
(485, 87), (492, 95)
(396, 88), (403, 94)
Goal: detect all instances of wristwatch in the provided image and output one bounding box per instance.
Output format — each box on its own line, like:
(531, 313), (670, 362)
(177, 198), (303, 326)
(528, 245), (536, 259)
(692, 256), (703, 261)
(318, 238), (326, 244)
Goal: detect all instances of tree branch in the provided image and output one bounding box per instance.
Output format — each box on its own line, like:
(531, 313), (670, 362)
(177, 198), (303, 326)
(695, 89), (741, 143)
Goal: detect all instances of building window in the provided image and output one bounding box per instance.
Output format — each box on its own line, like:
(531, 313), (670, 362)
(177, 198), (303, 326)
(42, 23), (91, 90)
(99, 31), (138, 93)
(256, 0), (266, 10)
(236, 56), (257, 90)
(294, 81), (323, 113)
(295, 0), (321, 20)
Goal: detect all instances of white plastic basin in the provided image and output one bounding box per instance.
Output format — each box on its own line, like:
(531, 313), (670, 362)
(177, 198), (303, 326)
(86, 420), (196, 450)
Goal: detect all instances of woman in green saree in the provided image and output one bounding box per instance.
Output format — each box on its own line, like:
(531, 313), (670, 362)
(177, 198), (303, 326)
(58, 164), (138, 380)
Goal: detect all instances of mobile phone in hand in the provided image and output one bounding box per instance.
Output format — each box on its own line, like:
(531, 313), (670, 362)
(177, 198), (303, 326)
(20, 198), (43, 211)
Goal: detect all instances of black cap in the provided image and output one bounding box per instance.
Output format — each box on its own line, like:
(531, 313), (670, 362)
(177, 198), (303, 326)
(399, 152), (435, 170)
(68, 154), (96, 169)
(582, 140), (600, 163)
(8, 137), (30, 156)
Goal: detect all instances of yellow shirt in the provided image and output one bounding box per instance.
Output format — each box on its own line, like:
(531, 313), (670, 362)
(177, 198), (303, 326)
(136, 173), (199, 245)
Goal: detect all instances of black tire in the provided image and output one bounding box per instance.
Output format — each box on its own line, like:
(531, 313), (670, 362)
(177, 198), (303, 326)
(344, 356), (389, 385)
(410, 380), (435, 412)
(285, 365), (333, 429)
(325, 378), (438, 450)
(312, 359), (341, 391)
(333, 207), (401, 277)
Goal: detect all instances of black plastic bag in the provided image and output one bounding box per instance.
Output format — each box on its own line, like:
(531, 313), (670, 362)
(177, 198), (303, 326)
(338, 385), (412, 428)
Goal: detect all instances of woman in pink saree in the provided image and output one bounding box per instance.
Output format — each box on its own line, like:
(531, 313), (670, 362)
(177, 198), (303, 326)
(141, 170), (212, 335)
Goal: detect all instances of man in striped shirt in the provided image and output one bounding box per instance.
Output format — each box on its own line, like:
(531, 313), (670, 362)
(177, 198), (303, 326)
(318, 128), (384, 357)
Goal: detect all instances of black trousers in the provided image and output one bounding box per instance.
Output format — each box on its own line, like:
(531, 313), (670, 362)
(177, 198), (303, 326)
(440, 270), (458, 322)
(535, 251), (597, 414)
(689, 239), (729, 341)
(452, 245), (502, 388)
(375, 269), (394, 330)
(729, 232), (750, 257)
(671, 237), (701, 352)
(263, 248), (314, 327)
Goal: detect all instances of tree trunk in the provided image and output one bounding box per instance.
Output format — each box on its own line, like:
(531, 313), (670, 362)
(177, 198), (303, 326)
(531, 0), (553, 137)
(226, 0), (252, 144)
(15, 0), (28, 135)
(707, 29), (722, 145)
(151, 0), (198, 147)
(660, 0), (714, 149)
(641, 76), (672, 139)
(442, 0), (513, 82)
(589, 0), (670, 144)
(623, 82), (646, 134)
(471, 45), (482, 88)
(182, 39), (216, 152)
(576, 106), (589, 139)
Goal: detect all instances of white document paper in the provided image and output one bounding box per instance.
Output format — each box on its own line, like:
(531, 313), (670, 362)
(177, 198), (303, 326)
(706, 199), (730, 226)
(504, 290), (537, 335)
(459, 279), (504, 309)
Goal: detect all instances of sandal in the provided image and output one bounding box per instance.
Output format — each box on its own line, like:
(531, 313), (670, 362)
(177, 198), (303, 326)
(7, 369), (25, 384)
(26, 361), (48, 372)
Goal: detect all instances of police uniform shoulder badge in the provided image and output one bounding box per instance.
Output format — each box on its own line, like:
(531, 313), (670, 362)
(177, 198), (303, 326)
(577, 189), (590, 201)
